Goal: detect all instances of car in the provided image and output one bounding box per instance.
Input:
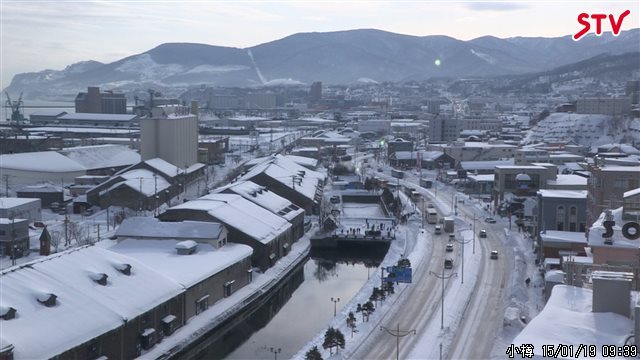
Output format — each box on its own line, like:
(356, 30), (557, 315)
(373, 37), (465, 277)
(444, 259), (453, 269)
(446, 244), (454, 252)
(479, 229), (487, 238)
(329, 195), (341, 204)
(484, 217), (497, 224)
(434, 225), (442, 235)
(377, 167), (383, 172)
(490, 250), (499, 259)
(83, 208), (94, 216)
(448, 234), (455, 242)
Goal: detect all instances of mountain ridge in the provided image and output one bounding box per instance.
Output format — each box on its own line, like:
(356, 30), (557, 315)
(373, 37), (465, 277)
(5, 28), (639, 99)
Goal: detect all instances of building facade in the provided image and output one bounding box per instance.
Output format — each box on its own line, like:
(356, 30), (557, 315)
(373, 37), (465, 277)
(141, 105), (198, 168)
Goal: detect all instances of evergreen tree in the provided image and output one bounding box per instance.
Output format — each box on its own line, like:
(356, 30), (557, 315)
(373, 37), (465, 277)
(323, 327), (337, 355)
(346, 311), (357, 337)
(305, 346), (323, 360)
(334, 328), (346, 353)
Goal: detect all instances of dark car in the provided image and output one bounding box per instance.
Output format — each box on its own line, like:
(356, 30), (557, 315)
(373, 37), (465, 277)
(444, 259), (453, 269)
(479, 229), (487, 238)
(446, 243), (454, 252)
(484, 217), (497, 224)
(490, 250), (499, 259)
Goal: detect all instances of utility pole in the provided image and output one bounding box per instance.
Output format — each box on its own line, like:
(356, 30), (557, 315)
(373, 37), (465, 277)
(380, 323), (416, 360)
(430, 267), (457, 329)
(472, 212), (476, 254)
(455, 234), (473, 284)
(10, 214), (15, 266)
(139, 177), (143, 216)
(3, 174), (9, 197)
(330, 297), (340, 317)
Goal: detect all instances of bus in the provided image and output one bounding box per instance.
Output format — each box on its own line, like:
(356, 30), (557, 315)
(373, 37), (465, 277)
(391, 169), (404, 179)
(419, 178), (433, 188)
(426, 208), (438, 224)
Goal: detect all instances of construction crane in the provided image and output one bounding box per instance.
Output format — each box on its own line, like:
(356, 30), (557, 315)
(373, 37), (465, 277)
(4, 92), (25, 123)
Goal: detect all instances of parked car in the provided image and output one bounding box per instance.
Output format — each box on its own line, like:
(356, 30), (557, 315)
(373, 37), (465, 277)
(479, 229), (487, 238)
(446, 244), (454, 252)
(83, 208), (94, 216)
(484, 217), (497, 224)
(490, 250), (499, 259)
(444, 259), (453, 269)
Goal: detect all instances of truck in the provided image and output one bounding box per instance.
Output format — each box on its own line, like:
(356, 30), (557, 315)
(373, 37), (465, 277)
(391, 169), (404, 179)
(443, 217), (455, 233)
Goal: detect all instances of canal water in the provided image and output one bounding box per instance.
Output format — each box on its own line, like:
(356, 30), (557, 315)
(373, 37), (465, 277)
(190, 250), (384, 360)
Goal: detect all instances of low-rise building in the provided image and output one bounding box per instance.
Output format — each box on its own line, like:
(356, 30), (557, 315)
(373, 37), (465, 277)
(0, 197), (41, 222)
(0, 218), (29, 258)
(160, 193), (293, 271)
(212, 180), (306, 240)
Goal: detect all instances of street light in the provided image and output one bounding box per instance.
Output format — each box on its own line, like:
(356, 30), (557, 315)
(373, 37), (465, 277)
(268, 347), (281, 360)
(454, 234), (473, 284)
(429, 267), (457, 329)
(331, 297), (340, 316)
(380, 323), (416, 360)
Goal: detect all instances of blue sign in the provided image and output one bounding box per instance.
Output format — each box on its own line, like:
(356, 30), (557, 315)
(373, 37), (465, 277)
(384, 266), (412, 284)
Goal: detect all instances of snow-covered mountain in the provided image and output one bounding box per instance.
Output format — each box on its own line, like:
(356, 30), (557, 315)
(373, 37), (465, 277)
(4, 28), (639, 99)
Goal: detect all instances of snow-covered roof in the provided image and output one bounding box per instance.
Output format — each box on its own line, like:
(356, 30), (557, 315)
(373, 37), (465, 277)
(623, 187), (640, 198)
(27, 126), (138, 134)
(59, 144), (140, 170)
(109, 239), (252, 287)
(0, 245), (183, 359)
(212, 180), (304, 221)
(467, 174), (494, 182)
(459, 159), (514, 170)
(58, 113), (138, 121)
(0, 197), (40, 209)
(588, 207), (639, 248)
(282, 155), (318, 169)
(144, 158), (183, 177)
(537, 190), (587, 199)
(115, 217), (224, 240)
(169, 193), (292, 244)
(110, 169), (171, 196)
(29, 110), (68, 117)
(512, 285), (633, 358)
(547, 175), (588, 187)
(515, 173), (531, 181)
(540, 230), (587, 244)
(598, 165), (640, 172)
(0, 151), (86, 172)
(240, 154), (325, 202)
(495, 165), (547, 170)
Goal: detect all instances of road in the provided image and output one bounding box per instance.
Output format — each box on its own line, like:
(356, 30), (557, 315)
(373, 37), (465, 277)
(351, 167), (512, 359)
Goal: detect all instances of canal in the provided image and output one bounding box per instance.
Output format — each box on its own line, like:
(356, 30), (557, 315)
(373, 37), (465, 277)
(190, 249), (385, 360)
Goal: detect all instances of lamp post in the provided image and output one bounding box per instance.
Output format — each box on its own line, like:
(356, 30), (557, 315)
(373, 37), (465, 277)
(331, 297), (340, 316)
(268, 347), (281, 360)
(454, 234), (473, 284)
(429, 267), (457, 329)
(380, 323), (416, 360)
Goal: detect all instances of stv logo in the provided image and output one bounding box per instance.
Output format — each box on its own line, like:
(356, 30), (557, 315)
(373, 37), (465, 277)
(573, 9), (631, 41)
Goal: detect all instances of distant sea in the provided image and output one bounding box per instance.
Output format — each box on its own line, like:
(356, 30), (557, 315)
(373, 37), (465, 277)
(2, 100), (75, 122)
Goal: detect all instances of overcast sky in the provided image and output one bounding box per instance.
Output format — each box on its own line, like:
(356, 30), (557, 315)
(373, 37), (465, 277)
(1, 0), (638, 89)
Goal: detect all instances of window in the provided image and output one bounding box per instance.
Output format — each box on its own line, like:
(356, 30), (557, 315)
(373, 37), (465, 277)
(196, 295), (209, 315)
(556, 205), (565, 231)
(569, 206), (578, 232)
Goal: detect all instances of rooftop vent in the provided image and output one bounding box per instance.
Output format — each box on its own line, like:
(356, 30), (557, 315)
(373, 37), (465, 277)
(36, 292), (57, 307)
(176, 240), (197, 255)
(0, 306), (16, 320)
(89, 272), (108, 286)
(114, 263), (132, 275)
